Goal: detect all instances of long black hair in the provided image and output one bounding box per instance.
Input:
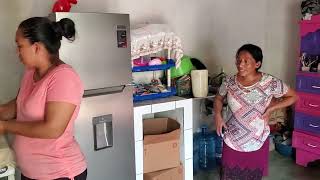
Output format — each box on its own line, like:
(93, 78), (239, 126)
(18, 17), (75, 56)
(236, 44), (263, 71)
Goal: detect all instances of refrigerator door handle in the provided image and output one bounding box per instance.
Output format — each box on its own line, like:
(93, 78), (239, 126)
(84, 85), (125, 97)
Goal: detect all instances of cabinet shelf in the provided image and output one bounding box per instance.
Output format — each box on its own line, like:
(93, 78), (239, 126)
(297, 71), (320, 77)
(132, 59), (175, 72)
(132, 59), (176, 102)
(133, 87), (176, 102)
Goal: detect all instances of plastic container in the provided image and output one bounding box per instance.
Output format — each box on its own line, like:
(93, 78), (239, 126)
(133, 57), (149, 67)
(275, 138), (293, 157)
(198, 126), (216, 170)
(193, 130), (201, 174)
(213, 132), (223, 166)
(170, 55), (194, 79)
(132, 59), (175, 72)
(269, 134), (275, 151)
(175, 75), (192, 96)
(191, 70), (208, 97)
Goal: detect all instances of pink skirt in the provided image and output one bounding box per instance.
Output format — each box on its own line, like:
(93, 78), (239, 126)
(220, 138), (269, 180)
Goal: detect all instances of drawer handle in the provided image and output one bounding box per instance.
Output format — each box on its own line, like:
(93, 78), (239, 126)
(308, 103), (319, 108)
(311, 85), (320, 89)
(309, 123), (319, 128)
(307, 143), (317, 148)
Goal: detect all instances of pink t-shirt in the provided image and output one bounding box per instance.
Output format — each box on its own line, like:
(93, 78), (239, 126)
(14, 64), (87, 179)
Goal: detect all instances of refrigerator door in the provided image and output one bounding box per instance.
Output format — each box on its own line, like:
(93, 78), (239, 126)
(75, 86), (135, 180)
(50, 12), (132, 90)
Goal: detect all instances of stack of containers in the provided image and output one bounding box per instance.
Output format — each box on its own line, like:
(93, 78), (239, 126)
(143, 118), (184, 180)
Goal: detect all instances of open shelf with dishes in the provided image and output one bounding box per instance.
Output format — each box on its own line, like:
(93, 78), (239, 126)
(132, 59), (175, 72)
(132, 56), (177, 102)
(130, 24), (183, 102)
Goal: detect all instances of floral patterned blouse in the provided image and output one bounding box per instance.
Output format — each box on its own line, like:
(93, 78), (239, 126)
(218, 73), (288, 152)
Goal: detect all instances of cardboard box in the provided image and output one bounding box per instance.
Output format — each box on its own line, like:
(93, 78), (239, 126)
(143, 118), (180, 173)
(144, 164), (183, 180)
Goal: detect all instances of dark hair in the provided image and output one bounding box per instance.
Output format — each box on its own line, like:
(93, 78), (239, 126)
(236, 44), (263, 70)
(18, 17), (75, 55)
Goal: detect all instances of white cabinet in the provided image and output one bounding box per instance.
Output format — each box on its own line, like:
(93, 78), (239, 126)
(133, 97), (193, 180)
(0, 136), (15, 180)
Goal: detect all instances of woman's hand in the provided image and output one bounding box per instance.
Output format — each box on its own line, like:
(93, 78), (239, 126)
(262, 107), (273, 122)
(214, 95), (226, 137)
(262, 98), (277, 122)
(263, 87), (298, 122)
(0, 99), (17, 120)
(0, 121), (6, 135)
(215, 114), (226, 137)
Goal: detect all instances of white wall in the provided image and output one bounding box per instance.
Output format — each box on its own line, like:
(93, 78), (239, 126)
(0, 0), (301, 102)
(104, 0), (301, 86)
(264, 0), (301, 86)
(208, 0), (267, 75)
(208, 0), (301, 86)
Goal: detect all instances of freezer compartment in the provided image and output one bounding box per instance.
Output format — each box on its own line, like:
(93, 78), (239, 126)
(74, 86), (135, 180)
(50, 12), (132, 90)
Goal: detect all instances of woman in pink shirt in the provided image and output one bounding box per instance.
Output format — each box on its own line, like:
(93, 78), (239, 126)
(0, 17), (87, 180)
(214, 44), (297, 180)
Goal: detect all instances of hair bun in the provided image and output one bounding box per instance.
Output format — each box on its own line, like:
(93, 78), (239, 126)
(52, 22), (63, 40)
(57, 18), (75, 41)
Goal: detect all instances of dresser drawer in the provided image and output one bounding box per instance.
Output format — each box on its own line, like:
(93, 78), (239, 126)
(295, 112), (320, 135)
(296, 92), (320, 116)
(296, 75), (320, 94)
(293, 131), (320, 155)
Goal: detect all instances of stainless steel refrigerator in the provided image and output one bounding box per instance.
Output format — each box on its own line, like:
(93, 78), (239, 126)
(50, 12), (135, 180)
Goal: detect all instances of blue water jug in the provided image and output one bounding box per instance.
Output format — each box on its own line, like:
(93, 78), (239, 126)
(198, 125), (216, 170)
(193, 130), (201, 174)
(214, 132), (223, 166)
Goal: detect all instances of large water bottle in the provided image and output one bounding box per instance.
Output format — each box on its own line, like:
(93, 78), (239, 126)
(198, 125), (216, 170)
(193, 129), (201, 174)
(214, 132), (223, 166)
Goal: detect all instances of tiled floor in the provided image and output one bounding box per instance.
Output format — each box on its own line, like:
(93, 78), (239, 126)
(194, 151), (320, 180)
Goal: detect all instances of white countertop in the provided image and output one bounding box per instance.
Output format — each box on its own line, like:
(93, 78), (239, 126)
(133, 96), (187, 107)
(133, 94), (215, 107)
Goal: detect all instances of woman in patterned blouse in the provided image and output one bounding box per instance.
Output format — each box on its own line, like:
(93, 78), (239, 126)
(214, 44), (297, 180)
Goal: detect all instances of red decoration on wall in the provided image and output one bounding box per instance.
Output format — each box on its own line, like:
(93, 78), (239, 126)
(52, 0), (78, 12)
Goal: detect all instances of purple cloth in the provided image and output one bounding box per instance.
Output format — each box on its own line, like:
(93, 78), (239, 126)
(221, 138), (269, 180)
(301, 29), (320, 55)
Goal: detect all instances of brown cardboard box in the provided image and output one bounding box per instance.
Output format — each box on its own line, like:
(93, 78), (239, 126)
(144, 164), (183, 180)
(143, 118), (180, 173)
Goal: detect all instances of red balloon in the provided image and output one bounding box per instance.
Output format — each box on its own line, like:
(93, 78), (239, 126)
(68, 0), (78, 5)
(52, 0), (77, 12)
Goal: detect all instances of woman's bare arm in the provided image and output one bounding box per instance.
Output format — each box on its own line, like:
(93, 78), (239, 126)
(0, 101), (75, 139)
